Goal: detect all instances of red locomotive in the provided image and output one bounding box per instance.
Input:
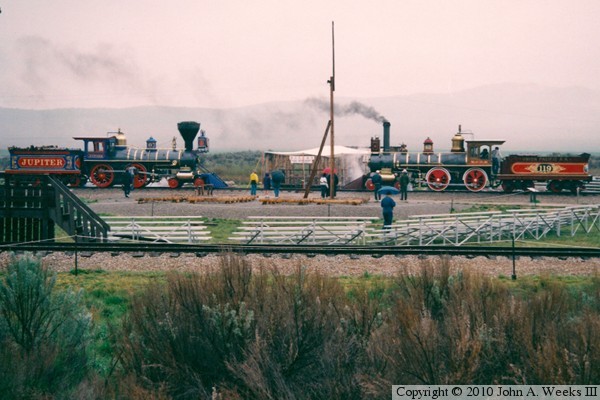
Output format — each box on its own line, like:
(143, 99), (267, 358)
(367, 122), (592, 193)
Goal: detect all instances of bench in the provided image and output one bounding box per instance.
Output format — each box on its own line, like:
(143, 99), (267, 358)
(229, 216), (378, 245)
(103, 216), (211, 243)
(365, 211), (506, 246)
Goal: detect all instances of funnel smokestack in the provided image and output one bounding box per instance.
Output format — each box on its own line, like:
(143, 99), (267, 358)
(383, 121), (391, 152)
(177, 121), (200, 152)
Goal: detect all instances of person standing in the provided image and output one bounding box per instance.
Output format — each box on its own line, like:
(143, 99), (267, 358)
(263, 172), (271, 194)
(319, 173), (329, 198)
(122, 165), (137, 198)
(380, 192), (396, 229)
(372, 170), (382, 201)
(249, 171), (259, 196)
(399, 169), (410, 201)
(326, 173), (339, 198)
(491, 146), (502, 176)
(271, 169), (285, 198)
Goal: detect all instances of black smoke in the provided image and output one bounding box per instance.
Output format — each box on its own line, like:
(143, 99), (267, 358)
(304, 97), (387, 123)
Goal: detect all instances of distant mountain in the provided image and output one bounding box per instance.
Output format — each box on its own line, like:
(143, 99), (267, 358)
(1, 83), (599, 152)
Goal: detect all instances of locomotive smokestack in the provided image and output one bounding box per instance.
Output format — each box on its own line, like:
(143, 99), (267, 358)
(383, 120), (391, 153)
(177, 121), (200, 152)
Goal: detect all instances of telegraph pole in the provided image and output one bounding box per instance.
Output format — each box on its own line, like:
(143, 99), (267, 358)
(329, 21), (336, 198)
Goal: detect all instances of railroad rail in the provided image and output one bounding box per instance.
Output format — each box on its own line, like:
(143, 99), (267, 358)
(66, 175), (600, 194)
(1, 241), (599, 259)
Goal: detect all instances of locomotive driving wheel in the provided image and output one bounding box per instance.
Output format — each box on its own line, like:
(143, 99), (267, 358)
(167, 177), (183, 189)
(425, 167), (451, 191)
(127, 163), (150, 188)
(68, 175), (87, 188)
(463, 168), (488, 192)
(364, 178), (375, 191)
(89, 164), (115, 188)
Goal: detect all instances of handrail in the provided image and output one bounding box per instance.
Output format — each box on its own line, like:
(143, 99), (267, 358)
(47, 175), (110, 241)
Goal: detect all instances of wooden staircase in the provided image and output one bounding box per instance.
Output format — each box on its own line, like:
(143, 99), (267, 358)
(0, 173), (109, 243)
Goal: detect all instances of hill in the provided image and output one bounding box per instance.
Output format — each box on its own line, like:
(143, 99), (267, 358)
(1, 83), (599, 153)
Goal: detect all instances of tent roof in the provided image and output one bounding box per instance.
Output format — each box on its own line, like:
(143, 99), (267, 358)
(264, 145), (369, 156)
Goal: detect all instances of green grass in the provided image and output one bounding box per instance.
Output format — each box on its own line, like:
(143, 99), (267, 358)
(204, 217), (242, 243)
(56, 270), (167, 375)
(54, 225), (75, 242)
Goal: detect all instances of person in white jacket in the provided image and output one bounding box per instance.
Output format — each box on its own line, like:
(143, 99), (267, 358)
(319, 173), (329, 198)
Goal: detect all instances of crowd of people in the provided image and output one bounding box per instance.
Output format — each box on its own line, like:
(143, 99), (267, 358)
(249, 169), (412, 229)
(248, 170), (286, 197)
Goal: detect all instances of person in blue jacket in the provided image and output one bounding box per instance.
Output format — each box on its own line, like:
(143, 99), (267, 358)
(263, 172), (271, 193)
(380, 192), (396, 229)
(270, 169), (285, 198)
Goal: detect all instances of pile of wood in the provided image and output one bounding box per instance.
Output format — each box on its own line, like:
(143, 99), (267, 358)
(137, 195), (257, 204)
(259, 197), (368, 205)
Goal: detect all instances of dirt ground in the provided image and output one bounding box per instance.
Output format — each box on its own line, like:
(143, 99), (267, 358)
(74, 187), (599, 220)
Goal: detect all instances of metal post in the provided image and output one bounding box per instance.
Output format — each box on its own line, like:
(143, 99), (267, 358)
(74, 234), (79, 276)
(511, 234), (517, 280)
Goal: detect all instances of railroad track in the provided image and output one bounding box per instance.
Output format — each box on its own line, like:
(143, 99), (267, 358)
(2, 242), (599, 259)
(72, 182), (600, 195)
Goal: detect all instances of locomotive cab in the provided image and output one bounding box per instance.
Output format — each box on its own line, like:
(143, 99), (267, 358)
(466, 140), (505, 165)
(74, 137), (117, 160)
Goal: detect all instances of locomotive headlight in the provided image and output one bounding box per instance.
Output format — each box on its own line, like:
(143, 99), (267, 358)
(171, 160), (178, 166)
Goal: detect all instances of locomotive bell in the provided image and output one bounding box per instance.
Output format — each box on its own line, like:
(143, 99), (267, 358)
(451, 132), (465, 153)
(177, 121), (200, 152)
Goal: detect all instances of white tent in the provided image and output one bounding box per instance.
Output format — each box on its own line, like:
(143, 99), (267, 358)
(263, 146), (369, 187)
(264, 145), (369, 156)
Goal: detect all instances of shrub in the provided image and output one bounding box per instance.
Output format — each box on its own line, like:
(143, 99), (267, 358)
(117, 257), (373, 399)
(365, 259), (600, 394)
(114, 255), (600, 399)
(0, 253), (92, 399)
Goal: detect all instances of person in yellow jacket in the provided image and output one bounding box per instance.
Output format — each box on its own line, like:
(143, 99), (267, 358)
(249, 171), (259, 195)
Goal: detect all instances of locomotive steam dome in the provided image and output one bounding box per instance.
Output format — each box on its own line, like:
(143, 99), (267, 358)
(177, 121), (200, 151)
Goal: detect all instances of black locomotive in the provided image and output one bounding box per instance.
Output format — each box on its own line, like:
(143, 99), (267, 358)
(366, 122), (591, 193)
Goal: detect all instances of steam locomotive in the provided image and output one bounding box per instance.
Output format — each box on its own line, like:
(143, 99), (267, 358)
(366, 122), (592, 193)
(5, 121), (225, 189)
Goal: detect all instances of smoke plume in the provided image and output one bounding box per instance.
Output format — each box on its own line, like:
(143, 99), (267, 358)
(305, 97), (387, 123)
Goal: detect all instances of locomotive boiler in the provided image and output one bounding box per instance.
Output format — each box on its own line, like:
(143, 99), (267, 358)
(6, 121), (222, 189)
(366, 122), (592, 193)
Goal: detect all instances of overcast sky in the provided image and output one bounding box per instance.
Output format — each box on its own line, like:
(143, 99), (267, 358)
(1, 0), (600, 110)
